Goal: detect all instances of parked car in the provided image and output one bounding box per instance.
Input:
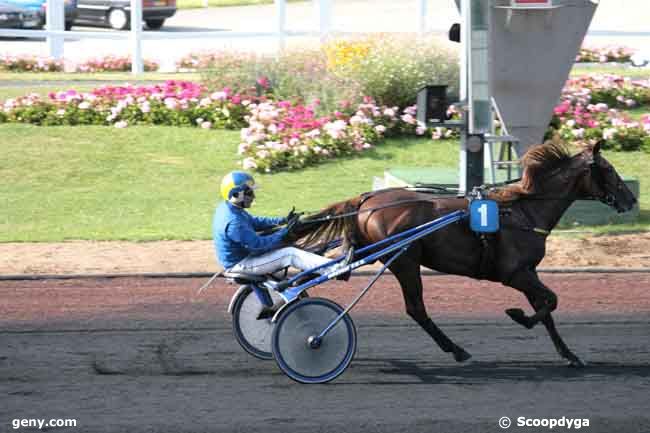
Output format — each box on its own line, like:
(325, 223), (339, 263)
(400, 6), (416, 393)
(0, 1), (41, 28)
(3, 0), (77, 30)
(73, 0), (176, 30)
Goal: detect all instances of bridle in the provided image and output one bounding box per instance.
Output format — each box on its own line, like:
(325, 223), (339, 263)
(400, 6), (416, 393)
(587, 155), (620, 207)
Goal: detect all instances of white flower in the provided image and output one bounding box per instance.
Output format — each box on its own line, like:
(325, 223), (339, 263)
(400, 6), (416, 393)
(602, 128), (617, 140)
(201, 121), (212, 129)
(115, 120), (128, 129)
(324, 120), (347, 139)
(350, 115), (363, 126)
(416, 126), (426, 136)
(572, 128), (584, 138)
(383, 108), (396, 117)
(211, 91), (227, 101)
(566, 119), (576, 127)
(57, 109), (66, 117)
(401, 113), (416, 125)
(305, 129), (320, 138)
(374, 125), (386, 133)
(242, 157), (257, 169)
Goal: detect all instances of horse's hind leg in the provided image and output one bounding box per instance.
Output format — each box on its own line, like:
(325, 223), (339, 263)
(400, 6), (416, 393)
(390, 257), (471, 363)
(523, 294), (585, 368)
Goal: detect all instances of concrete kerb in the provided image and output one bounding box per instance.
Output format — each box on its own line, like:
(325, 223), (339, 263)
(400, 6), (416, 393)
(2, 267), (650, 281)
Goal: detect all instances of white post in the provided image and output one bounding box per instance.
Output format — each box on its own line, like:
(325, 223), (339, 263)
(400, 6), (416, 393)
(130, 0), (143, 75)
(274, 0), (286, 52)
(46, 0), (64, 59)
(418, 0), (427, 34)
(318, 0), (331, 41)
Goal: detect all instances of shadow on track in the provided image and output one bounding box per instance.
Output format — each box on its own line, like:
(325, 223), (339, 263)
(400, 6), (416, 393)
(346, 358), (650, 385)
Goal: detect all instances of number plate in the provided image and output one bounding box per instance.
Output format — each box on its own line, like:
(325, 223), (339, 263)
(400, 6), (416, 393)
(470, 200), (499, 233)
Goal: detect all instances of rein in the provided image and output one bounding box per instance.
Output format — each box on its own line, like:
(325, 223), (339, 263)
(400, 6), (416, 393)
(302, 197), (450, 224)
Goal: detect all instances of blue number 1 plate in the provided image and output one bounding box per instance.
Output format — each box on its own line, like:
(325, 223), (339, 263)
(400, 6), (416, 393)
(470, 200), (499, 233)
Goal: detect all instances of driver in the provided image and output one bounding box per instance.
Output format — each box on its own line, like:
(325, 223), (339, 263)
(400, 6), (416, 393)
(213, 171), (350, 291)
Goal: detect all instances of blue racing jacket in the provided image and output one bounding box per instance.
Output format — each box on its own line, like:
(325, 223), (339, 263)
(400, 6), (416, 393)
(213, 201), (288, 269)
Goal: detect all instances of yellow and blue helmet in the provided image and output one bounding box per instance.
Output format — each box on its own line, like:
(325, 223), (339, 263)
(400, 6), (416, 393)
(220, 171), (257, 203)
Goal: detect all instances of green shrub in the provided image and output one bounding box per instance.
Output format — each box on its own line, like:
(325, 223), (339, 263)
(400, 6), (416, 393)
(198, 35), (459, 112)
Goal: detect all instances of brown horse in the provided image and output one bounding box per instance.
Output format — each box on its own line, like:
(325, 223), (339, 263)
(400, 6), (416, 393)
(291, 140), (637, 367)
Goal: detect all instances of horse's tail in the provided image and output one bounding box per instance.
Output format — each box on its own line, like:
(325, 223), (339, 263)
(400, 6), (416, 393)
(292, 195), (364, 253)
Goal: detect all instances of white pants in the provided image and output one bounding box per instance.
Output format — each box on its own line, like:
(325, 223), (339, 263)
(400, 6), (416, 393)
(228, 247), (333, 276)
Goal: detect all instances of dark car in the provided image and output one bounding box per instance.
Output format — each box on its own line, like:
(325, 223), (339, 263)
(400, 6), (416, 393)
(3, 0), (76, 30)
(73, 0), (176, 30)
(0, 0), (43, 28)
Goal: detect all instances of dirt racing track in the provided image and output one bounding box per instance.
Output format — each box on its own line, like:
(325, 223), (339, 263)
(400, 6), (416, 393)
(1, 274), (650, 433)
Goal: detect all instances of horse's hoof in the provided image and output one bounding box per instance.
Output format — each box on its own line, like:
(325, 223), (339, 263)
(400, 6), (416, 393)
(567, 357), (586, 368)
(505, 308), (533, 329)
(453, 347), (472, 363)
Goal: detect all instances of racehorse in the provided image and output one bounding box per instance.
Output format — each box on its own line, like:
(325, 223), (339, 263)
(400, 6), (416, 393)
(290, 140), (637, 367)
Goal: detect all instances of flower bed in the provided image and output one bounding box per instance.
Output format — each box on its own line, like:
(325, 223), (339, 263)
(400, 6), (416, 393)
(2, 71), (649, 173)
(75, 56), (159, 73)
(1, 81), (257, 129)
(0, 54), (159, 72)
(0, 55), (64, 72)
(552, 74), (650, 152)
(238, 98), (460, 172)
(576, 46), (635, 64)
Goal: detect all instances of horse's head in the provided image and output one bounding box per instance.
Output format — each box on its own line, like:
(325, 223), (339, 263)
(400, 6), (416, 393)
(578, 141), (637, 213)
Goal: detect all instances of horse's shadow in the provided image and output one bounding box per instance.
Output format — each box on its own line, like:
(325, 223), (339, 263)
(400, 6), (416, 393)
(348, 358), (650, 385)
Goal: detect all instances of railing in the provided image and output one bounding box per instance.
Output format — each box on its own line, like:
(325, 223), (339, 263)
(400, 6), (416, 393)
(0, 0), (648, 76)
(0, 0), (434, 75)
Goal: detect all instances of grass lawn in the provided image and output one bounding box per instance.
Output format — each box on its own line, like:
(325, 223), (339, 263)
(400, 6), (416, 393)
(0, 71), (201, 82)
(570, 64), (650, 78)
(0, 123), (457, 242)
(176, 0), (304, 9)
(2, 123), (648, 242)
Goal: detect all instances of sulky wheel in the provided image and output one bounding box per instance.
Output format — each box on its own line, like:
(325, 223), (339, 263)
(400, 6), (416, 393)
(231, 285), (283, 360)
(231, 285), (308, 360)
(271, 297), (356, 384)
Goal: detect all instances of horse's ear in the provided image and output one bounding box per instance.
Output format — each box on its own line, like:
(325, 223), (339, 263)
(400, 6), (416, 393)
(582, 139), (603, 157)
(593, 139), (603, 155)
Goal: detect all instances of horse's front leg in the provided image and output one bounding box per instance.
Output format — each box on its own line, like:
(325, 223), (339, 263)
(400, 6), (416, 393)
(503, 269), (557, 329)
(534, 306), (586, 368)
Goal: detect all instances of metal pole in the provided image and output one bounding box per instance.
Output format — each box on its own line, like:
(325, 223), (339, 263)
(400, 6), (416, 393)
(417, 0), (427, 34)
(318, 0), (331, 41)
(274, 0), (286, 52)
(130, 0), (143, 75)
(459, 0), (490, 193)
(46, 0), (64, 59)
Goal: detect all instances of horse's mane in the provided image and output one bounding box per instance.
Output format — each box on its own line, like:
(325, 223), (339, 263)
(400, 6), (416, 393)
(489, 139), (572, 203)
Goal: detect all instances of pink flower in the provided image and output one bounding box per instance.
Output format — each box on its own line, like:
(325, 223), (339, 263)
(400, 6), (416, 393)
(201, 121), (212, 129)
(256, 76), (270, 89)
